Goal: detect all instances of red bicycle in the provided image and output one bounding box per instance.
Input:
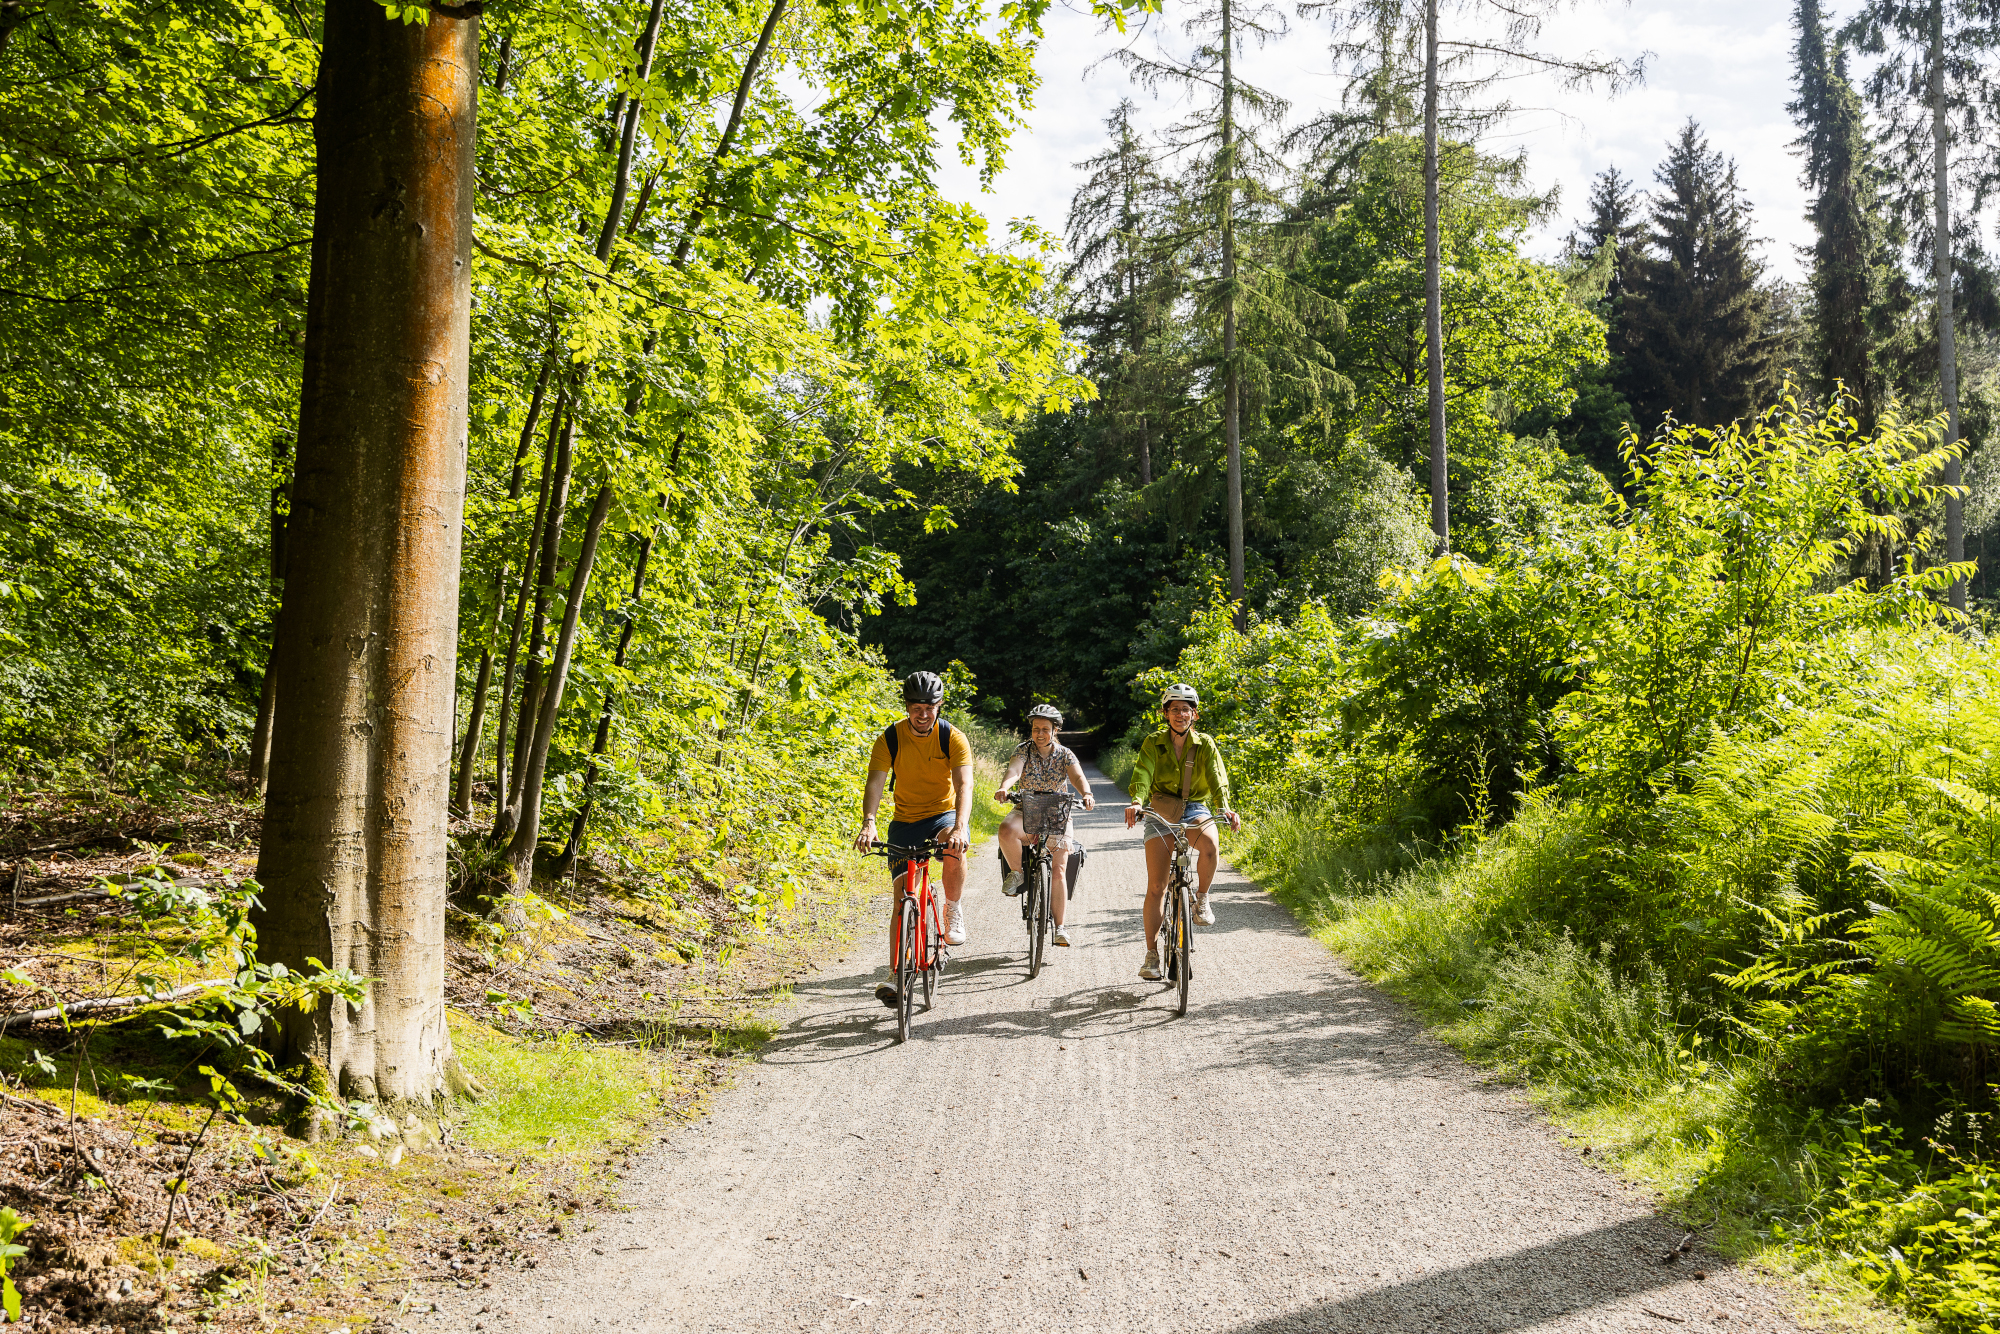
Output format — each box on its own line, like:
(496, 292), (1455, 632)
(865, 837), (951, 1042)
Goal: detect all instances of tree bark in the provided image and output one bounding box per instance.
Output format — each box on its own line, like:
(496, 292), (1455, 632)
(505, 484), (615, 891)
(1220, 0), (1245, 631)
(1423, 0), (1449, 553)
(253, 0), (478, 1107)
(1931, 0), (1964, 611)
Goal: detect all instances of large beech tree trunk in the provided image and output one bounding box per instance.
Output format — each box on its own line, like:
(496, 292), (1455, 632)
(254, 0), (478, 1108)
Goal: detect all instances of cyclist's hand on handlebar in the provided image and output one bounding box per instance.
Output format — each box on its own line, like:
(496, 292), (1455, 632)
(1083, 794), (1097, 811)
(993, 786), (1011, 802)
(1124, 802), (1141, 829)
(1224, 810), (1243, 833)
(854, 819), (877, 854)
(945, 822), (971, 854)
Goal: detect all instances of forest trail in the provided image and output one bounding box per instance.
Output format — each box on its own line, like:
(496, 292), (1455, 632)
(447, 768), (1804, 1333)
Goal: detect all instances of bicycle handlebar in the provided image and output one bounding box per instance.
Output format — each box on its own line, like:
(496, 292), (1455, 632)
(862, 838), (957, 861)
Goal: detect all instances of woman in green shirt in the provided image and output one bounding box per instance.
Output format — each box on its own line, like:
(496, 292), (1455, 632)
(1122, 682), (1242, 981)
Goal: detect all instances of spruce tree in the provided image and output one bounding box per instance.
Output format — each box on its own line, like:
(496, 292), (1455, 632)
(1844, 0), (2000, 610)
(1792, 0), (1896, 434)
(1618, 120), (1775, 431)
(1065, 101), (1181, 488)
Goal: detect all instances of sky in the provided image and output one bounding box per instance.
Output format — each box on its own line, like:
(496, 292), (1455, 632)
(934, 0), (1814, 282)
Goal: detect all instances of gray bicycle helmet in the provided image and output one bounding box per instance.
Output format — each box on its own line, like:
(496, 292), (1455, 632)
(1160, 682), (1200, 707)
(902, 671), (945, 704)
(1026, 703), (1063, 727)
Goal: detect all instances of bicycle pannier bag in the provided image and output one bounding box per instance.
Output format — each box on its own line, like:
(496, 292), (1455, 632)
(1065, 843), (1087, 899)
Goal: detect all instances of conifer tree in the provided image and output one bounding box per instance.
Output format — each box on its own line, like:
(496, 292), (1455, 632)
(1844, 0), (2000, 610)
(1618, 121), (1776, 430)
(1117, 0), (1342, 624)
(1792, 0), (1896, 434)
(1065, 101), (1180, 487)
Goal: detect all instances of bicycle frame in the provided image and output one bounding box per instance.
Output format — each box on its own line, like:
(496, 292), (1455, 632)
(890, 849), (944, 975)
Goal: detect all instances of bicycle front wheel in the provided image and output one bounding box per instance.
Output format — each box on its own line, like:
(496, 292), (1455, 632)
(1026, 860), (1047, 979)
(897, 897), (918, 1043)
(922, 904), (939, 1010)
(1173, 873), (1193, 1017)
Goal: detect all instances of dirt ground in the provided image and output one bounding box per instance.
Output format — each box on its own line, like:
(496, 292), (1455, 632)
(0, 779), (869, 1333)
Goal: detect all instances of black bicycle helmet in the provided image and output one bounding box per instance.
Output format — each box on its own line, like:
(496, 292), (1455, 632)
(1026, 703), (1063, 727)
(901, 671), (945, 704)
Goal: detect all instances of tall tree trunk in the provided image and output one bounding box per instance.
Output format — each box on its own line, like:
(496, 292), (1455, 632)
(254, 0), (479, 1108)
(1423, 0), (1449, 553)
(554, 524), (657, 878)
(454, 355), (553, 816)
(505, 484), (615, 891)
(493, 387), (563, 805)
(1932, 0), (1965, 611)
(1221, 0), (1245, 631)
(247, 446), (291, 794)
(496, 400), (575, 840)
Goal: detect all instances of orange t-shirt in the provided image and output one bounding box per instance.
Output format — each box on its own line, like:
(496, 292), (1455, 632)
(868, 720), (973, 822)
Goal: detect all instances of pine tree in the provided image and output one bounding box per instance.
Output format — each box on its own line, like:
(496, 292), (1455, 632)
(1618, 120), (1776, 431)
(1117, 0), (1343, 624)
(1579, 166), (1646, 304)
(1844, 0), (2000, 610)
(1792, 0), (1896, 434)
(1064, 101), (1181, 487)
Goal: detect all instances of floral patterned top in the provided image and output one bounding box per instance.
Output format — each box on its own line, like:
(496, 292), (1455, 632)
(1012, 741), (1078, 794)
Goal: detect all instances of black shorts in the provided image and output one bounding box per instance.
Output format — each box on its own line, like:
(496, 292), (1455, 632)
(885, 812), (956, 884)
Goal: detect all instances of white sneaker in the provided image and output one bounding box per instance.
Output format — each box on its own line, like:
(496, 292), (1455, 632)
(1195, 895), (1216, 926)
(1138, 949), (1161, 981)
(1000, 867), (1022, 896)
(1053, 924), (1072, 947)
(945, 902), (967, 946)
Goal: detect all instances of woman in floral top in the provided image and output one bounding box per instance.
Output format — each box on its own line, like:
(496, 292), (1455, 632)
(994, 704), (1096, 947)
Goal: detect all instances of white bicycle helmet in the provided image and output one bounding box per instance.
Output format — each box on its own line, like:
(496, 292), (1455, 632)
(1160, 682), (1200, 707)
(1026, 703), (1064, 726)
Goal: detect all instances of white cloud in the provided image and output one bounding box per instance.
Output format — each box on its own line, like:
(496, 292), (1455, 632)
(937, 0), (1815, 281)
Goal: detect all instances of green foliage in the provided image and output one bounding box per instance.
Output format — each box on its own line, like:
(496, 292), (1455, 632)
(1156, 388), (2000, 1325)
(0, 1206), (27, 1324)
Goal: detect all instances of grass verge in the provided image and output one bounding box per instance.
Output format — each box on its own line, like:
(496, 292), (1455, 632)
(1235, 804), (1920, 1334)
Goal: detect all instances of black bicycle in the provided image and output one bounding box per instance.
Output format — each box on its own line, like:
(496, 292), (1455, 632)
(1142, 810), (1199, 1016)
(862, 837), (951, 1042)
(1008, 791), (1083, 979)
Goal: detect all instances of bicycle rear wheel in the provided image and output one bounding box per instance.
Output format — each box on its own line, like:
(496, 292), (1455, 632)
(1173, 870), (1193, 1017)
(896, 896), (917, 1043)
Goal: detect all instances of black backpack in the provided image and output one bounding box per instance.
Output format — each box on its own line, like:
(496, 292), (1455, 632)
(882, 718), (954, 791)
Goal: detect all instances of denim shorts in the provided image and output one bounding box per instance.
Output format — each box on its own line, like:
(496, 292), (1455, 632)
(885, 811), (956, 883)
(1143, 800), (1213, 843)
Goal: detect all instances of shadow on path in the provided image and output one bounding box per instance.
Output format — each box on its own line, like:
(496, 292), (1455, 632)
(1223, 1217), (1716, 1334)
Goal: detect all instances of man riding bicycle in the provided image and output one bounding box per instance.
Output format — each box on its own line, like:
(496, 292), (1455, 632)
(1123, 682), (1241, 982)
(995, 703), (1096, 949)
(855, 671), (973, 1010)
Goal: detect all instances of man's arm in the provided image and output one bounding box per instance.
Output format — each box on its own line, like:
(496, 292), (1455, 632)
(855, 769), (888, 852)
(948, 763), (974, 851)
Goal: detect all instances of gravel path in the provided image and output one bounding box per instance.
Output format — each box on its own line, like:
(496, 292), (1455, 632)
(448, 768), (1807, 1333)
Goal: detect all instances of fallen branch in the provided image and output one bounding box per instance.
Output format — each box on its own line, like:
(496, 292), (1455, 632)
(0, 979), (226, 1031)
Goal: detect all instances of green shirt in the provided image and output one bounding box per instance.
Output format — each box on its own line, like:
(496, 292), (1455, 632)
(1128, 727), (1234, 813)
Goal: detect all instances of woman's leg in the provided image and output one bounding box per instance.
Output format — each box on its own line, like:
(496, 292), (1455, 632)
(1189, 823), (1220, 897)
(1050, 849), (1068, 925)
(998, 812), (1025, 872)
(1142, 835), (1171, 944)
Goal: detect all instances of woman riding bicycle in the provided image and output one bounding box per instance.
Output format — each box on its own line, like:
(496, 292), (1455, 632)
(994, 704), (1096, 948)
(1123, 682), (1241, 981)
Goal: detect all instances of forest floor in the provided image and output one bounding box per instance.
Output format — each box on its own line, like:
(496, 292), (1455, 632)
(0, 772), (900, 1334)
